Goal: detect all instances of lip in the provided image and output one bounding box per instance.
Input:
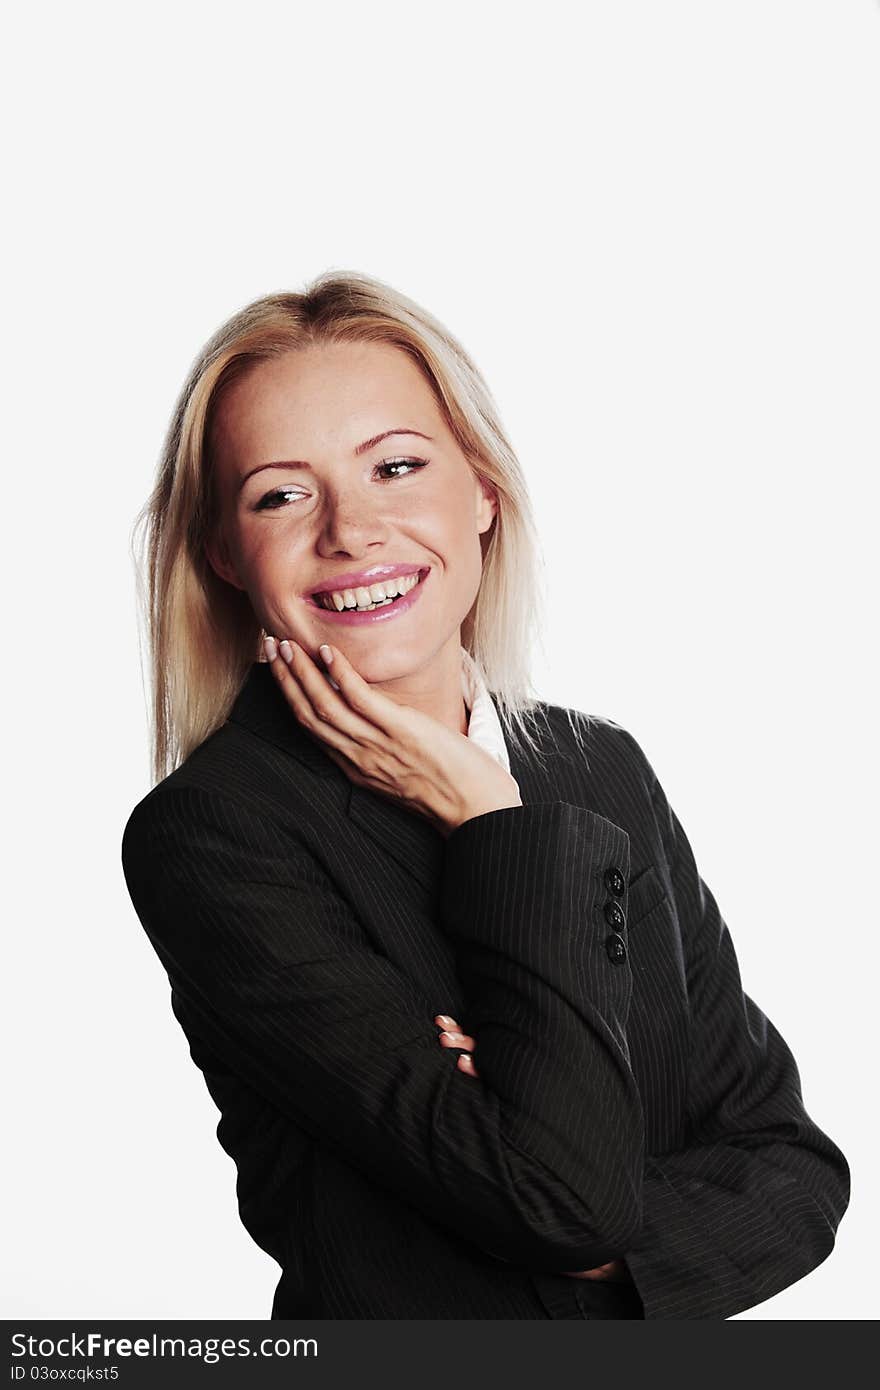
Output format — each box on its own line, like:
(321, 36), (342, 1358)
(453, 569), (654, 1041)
(304, 563), (427, 598)
(302, 568), (431, 626)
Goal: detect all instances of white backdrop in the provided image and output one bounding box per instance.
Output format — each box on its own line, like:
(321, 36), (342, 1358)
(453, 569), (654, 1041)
(4, 0), (876, 1321)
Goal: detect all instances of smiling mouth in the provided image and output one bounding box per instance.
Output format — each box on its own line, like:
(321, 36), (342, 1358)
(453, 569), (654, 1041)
(311, 570), (425, 613)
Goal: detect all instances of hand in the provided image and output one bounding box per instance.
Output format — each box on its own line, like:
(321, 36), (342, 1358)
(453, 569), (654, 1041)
(434, 1013), (630, 1285)
(264, 636), (523, 837)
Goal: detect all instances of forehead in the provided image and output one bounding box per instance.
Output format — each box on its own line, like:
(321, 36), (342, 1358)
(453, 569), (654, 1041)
(210, 341), (439, 464)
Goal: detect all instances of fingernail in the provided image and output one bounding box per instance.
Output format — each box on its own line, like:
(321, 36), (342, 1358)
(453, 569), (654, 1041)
(435, 1015), (456, 1027)
(279, 639), (293, 663)
(263, 635), (278, 661)
(318, 643), (333, 665)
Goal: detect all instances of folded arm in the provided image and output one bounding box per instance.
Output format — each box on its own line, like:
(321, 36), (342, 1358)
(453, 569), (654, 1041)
(122, 785), (645, 1273)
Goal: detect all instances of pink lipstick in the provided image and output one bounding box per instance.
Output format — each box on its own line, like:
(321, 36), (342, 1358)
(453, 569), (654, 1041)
(304, 563), (424, 597)
(301, 566), (431, 627)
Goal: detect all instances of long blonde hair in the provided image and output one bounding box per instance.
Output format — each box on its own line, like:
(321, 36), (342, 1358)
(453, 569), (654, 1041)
(131, 270), (560, 785)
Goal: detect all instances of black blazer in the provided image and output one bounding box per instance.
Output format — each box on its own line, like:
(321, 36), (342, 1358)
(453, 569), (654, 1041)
(121, 661), (849, 1320)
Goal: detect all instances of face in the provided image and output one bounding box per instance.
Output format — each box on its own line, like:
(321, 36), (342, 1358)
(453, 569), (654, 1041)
(205, 341), (497, 687)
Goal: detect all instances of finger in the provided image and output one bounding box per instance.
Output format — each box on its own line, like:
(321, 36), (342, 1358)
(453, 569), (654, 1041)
(278, 640), (379, 745)
(437, 1030), (476, 1051)
(265, 639), (367, 762)
(560, 1260), (623, 1280)
(434, 1015), (468, 1041)
(313, 641), (410, 738)
(432, 1013), (480, 1077)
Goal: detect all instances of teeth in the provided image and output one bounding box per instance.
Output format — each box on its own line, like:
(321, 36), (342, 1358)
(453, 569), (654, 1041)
(315, 572), (422, 611)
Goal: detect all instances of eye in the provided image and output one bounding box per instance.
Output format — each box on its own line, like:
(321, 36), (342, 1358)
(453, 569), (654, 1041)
(374, 457), (429, 480)
(254, 486), (305, 512)
(253, 458), (428, 512)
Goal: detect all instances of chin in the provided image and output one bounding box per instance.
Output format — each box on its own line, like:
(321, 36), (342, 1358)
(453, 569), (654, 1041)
(333, 629), (438, 681)
(339, 647), (418, 683)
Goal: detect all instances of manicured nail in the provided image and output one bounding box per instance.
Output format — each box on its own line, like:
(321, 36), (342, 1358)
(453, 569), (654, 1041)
(263, 635), (278, 661)
(318, 643), (333, 665)
(435, 1015), (456, 1027)
(279, 639), (293, 663)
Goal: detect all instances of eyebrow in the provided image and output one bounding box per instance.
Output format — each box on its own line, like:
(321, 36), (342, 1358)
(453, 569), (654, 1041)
(238, 428), (434, 490)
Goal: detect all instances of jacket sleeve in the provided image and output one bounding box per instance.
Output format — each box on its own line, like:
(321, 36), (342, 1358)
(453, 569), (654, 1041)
(617, 732), (851, 1318)
(121, 783), (645, 1273)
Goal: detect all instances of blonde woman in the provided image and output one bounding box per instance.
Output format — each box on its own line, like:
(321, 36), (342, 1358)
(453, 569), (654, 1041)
(121, 271), (849, 1320)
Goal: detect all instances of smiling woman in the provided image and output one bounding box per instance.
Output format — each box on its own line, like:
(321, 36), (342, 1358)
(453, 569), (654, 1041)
(122, 269), (849, 1321)
(201, 334), (501, 708)
(135, 276), (547, 778)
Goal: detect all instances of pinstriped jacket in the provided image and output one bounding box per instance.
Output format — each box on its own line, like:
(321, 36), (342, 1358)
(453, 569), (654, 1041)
(120, 661), (850, 1320)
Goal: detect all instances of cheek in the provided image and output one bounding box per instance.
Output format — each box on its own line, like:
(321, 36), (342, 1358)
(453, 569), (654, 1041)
(237, 522), (299, 579)
(411, 489), (481, 560)
(232, 527), (307, 618)
(410, 501), (484, 603)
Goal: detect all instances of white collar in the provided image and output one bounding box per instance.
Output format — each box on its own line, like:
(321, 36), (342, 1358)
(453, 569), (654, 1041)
(460, 646), (511, 773)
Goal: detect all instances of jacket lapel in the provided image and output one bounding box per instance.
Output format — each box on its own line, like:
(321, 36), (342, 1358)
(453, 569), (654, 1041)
(226, 661), (339, 779)
(227, 661), (566, 894)
(346, 781), (444, 893)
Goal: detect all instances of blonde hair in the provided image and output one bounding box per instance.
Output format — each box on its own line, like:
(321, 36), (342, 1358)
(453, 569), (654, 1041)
(131, 269), (562, 785)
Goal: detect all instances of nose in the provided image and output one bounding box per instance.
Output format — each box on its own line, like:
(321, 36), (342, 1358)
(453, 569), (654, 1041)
(315, 488), (391, 559)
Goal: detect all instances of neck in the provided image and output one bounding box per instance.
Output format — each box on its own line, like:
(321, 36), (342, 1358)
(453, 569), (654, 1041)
(369, 633), (469, 737)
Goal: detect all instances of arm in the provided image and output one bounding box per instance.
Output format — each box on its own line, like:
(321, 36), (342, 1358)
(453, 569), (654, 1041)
(618, 734), (851, 1318)
(122, 785), (645, 1273)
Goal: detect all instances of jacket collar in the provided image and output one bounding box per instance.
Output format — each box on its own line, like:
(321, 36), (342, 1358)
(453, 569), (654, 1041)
(227, 660), (337, 777)
(226, 660), (566, 891)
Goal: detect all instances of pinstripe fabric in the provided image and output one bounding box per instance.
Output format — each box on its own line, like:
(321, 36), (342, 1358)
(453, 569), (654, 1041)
(121, 662), (849, 1320)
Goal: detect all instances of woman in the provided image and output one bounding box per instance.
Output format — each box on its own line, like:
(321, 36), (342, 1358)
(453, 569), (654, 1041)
(121, 270), (849, 1320)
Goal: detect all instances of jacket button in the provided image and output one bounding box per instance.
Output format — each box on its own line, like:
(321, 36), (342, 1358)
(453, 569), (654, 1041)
(605, 932), (627, 963)
(603, 899), (626, 930)
(604, 865), (626, 897)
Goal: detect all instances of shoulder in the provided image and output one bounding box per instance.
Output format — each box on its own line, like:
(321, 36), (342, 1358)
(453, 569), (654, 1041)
(121, 718), (325, 866)
(535, 700), (659, 795)
(120, 730), (233, 883)
(525, 701), (670, 874)
(123, 722), (245, 829)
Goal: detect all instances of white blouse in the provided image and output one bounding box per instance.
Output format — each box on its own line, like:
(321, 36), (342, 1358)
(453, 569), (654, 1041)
(459, 646), (511, 773)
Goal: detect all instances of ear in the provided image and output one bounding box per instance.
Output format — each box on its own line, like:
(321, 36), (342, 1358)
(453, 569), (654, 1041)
(204, 526), (246, 591)
(474, 474), (499, 536)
